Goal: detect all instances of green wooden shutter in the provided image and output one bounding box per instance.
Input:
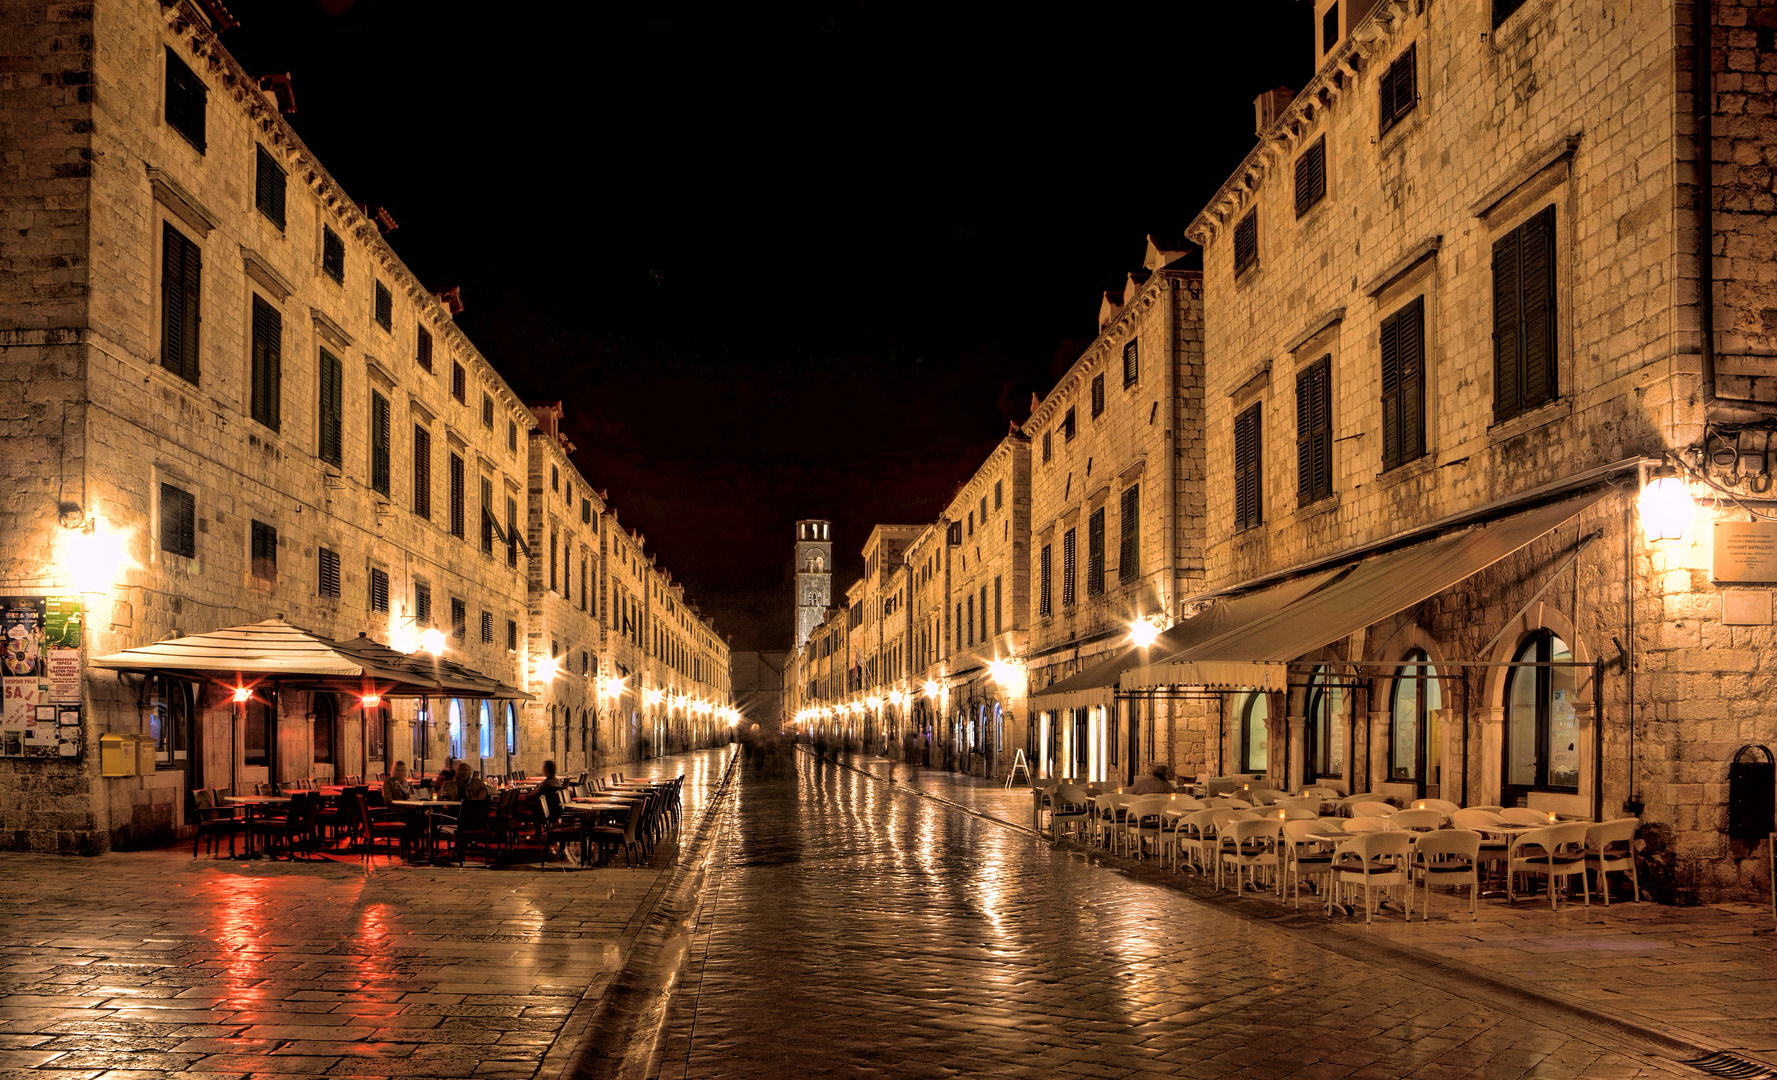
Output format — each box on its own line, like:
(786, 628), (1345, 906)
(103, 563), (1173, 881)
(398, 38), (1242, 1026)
(1520, 205), (1557, 410)
(1087, 508), (1105, 596)
(412, 425), (431, 518)
(1380, 310), (1402, 469)
(250, 295), (281, 430)
(318, 347), (342, 467)
(370, 391), (391, 496)
(161, 223), (202, 384)
(1397, 298), (1426, 462)
(1235, 404), (1263, 530)
(1492, 228), (1522, 420)
(1118, 484), (1139, 584)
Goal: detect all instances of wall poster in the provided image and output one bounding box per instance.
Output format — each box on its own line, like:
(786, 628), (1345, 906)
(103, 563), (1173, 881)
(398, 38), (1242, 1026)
(1, 596), (83, 759)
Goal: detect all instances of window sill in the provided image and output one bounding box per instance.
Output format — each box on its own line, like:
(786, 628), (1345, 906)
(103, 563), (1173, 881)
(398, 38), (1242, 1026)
(1487, 397), (1570, 442)
(1376, 454), (1434, 484)
(1378, 107), (1424, 155)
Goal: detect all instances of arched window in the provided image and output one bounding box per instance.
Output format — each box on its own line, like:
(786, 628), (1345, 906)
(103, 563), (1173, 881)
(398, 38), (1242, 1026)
(1305, 666), (1345, 780)
(1239, 693), (1268, 773)
(1388, 651), (1442, 786)
(478, 701), (492, 759)
(585, 708), (597, 755)
(447, 699), (464, 761)
(1506, 632), (1578, 793)
(504, 702), (518, 755)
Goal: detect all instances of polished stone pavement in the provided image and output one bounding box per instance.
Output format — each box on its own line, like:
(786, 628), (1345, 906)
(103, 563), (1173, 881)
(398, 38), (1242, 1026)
(0, 748), (732, 1080)
(652, 749), (1770, 1080)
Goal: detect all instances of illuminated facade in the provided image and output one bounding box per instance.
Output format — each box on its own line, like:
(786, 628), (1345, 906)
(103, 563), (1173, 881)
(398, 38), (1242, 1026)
(0, 0), (732, 852)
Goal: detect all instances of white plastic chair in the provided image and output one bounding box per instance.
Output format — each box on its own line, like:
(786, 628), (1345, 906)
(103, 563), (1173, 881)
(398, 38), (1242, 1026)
(1124, 795), (1171, 860)
(1050, 783), (1092, 842)
(1332, 830), (1414, 923)
(1092, 792), (1129, 853)
(1281, 819), (1337, 909)
(1451, 807), (1510, 883)
(1413, 829), (1482, 921)
(1508, 822), (1590, 909)
(1341, 816), (1391, 834)
(1172, 809), (1219, 873)
(1388, 808), (1443, 833)
(1219, 817), (1281, 894)
(1585, 818), (1641, 904)
(1350, 800), (1396, 819)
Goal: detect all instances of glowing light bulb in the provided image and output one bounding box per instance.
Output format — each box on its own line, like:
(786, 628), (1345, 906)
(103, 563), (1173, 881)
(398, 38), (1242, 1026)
(421, 627), (446, 656)
(232, 686), (253, 704)
(1129, 619), (1160, 648)
(1638, 475), (1693, 541)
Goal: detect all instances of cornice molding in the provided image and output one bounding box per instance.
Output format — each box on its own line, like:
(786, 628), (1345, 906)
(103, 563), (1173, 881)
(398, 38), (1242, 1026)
(240, 245), (293, 301)
(146, 165), (218, 237)
(1285, 307), (1346, 354)
(1362, 234), (1442, 297)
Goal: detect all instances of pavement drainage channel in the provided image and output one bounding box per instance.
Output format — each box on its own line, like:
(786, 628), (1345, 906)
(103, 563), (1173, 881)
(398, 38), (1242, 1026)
(822, 750), (1771, 1080)
(552, 748), (742, 1080)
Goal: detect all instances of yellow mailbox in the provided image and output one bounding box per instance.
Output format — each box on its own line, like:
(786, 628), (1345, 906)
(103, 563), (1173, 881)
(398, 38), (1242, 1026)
(99, 732), (136, 777)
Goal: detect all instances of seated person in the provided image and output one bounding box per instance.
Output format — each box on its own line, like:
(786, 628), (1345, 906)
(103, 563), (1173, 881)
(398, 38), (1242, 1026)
(440, 762), (489, 801)
(1128, 762), (1175, 794)
(382, 760), (415, 802)
(534, 759), (565, 793)
(433, 764), (456, 790)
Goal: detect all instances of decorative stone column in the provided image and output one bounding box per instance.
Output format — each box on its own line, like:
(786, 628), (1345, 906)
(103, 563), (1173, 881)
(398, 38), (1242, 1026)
(1286, 713), (1306, 794)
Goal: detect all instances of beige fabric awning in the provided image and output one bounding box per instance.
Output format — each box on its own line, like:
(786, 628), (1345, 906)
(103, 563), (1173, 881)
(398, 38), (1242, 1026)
(1032, 571), (1342, 710)
(90, 619), (419, 692)
(1122, 490), (1609, 691)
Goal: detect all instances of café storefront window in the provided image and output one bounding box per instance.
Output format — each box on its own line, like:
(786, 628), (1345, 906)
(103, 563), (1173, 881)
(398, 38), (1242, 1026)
(1506, 631), (1578, 794)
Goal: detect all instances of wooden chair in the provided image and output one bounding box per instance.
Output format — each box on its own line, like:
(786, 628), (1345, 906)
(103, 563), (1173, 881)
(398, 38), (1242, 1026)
(191, 789), (241, 859)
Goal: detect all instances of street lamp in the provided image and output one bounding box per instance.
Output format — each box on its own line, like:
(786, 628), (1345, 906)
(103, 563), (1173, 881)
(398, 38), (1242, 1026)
(1129, 618), (1161, 649)
(1638, 471), (1694, 541)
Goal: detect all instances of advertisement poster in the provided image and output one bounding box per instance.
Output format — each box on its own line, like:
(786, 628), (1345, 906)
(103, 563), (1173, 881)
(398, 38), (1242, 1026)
(0, 597), (59, 758)
(48, 649), (80, 703)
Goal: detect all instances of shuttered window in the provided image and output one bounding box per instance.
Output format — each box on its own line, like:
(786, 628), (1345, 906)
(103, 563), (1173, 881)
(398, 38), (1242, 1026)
(250, 520), (277, 582)
(1294, 136), (1327, 217)
(993, 576), (1003, 635)
(1381, 298), (1427, 469)
(965, 595), (974, 646)
(369, 567), (389, 613)
(412, 425), (431, 519)
(1090, 373), (1105, 418)
(321, 226), (345, 283)
(481, 610), (494, 644)
(159, 484), (195, 559)
(452, 362), (467, 404)
(417, 326), (433, 371)
(507, 496), (519, 567)
(1234, 403), (1264, 531)
(1039, 544), (1052, 617)
(979, 585), (989, 641)
(993, 479), (1003, 510)
(1063, 407), (1076, 442)
(447, 453), (466, 538)
(1086, 508), (1106, 597)
(318, 347), (342, 467)
(1123, 339), (1139, 386)
(1062, 527), (1077, 607)
(450, 597), (467, 641)
(482, 393), (494, 429)
(373, 280), (392, 330)
(254, 145), (286, 230)
(1492, 205), (1557, 422)
(1379, 43), (1418, 135)
(1118, 484), (1139, 585)
(480, 475), (496, 554)
(414, 580), (431, 624)
(318, 547), (340, 598)
(1233, 212), (1258, 276)
(370, 391), (391, 496)
(1296, 358), (1332, 506)
(507, 619), (518, 652)
(160, 222), (202, 384)
(164, 48), (206, 152)
(249, 294), (281, 431)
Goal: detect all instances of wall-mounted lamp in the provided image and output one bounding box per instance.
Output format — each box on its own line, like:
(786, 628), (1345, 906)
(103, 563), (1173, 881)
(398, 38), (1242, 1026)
(1638, 470), (1695, 541)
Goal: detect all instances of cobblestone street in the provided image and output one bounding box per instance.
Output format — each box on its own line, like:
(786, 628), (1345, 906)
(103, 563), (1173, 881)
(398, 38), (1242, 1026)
(0, 750), (731, 1080)
(654, 750), (1774, 1080)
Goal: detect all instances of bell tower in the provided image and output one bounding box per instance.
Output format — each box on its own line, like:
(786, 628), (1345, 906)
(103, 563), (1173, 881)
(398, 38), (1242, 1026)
(794, 520), (832, 649)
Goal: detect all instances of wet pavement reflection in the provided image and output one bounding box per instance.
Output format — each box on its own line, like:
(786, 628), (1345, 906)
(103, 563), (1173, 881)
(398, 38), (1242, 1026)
(654, 750), (1685, 1080)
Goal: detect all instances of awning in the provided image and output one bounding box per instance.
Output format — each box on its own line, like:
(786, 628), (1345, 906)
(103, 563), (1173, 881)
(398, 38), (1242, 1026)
(1031, 571), (1341, 710)
(1122, 489), (1609, 691)
(90, 618), (421, 695)
(331, 633), (532, 701)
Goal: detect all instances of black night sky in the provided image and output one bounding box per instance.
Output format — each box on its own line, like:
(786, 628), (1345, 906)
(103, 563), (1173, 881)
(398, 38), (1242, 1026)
(218, 1), (1311, 652)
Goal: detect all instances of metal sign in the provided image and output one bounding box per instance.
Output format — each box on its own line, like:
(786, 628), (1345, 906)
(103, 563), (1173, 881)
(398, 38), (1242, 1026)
(1713, 522), (1777, 583)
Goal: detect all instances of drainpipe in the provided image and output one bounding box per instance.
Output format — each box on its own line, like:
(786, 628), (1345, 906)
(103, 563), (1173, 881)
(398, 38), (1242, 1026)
(1592, 658), (1606, 823)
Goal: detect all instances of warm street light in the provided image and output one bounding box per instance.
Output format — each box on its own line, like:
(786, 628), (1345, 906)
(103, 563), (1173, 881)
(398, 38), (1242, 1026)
(1639, 473), (1694, 541)
(988, 659), (1017, 684)
(924, 680), (940, 699)
(360, 693), (381, 708)
(231, 686), (253, 703)
(1129, 618), (1160, 648)
(534, 654), (558, 682)
(421, 627), (446, 657)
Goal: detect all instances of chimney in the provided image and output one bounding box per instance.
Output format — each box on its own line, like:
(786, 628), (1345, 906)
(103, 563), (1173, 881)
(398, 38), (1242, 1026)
(1254, 87), (1294, 136)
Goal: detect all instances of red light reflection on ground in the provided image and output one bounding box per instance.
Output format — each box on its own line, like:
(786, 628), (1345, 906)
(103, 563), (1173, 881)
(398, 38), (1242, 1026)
(210, 874), (275, 1010)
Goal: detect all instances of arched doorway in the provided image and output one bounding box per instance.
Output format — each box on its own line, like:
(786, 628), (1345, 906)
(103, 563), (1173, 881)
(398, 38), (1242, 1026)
(1504, 631), (1577, 801)
(1388, 650), (1443, 799)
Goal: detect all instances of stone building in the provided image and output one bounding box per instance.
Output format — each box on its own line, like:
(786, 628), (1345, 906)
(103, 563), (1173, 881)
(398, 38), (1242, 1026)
(936, 433), (1032, 777)
(793, 519), (831, 649)
(1024, 243), (1207, 785)
(1125, 0), (1777, 901)
(0, 0), (731, 852)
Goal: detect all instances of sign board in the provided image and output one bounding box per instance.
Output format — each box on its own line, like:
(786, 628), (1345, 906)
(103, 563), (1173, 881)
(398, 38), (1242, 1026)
(1723, 590), (1775, 626)
(1713, 522), (1777, 583)
(0, 596), (82, 759)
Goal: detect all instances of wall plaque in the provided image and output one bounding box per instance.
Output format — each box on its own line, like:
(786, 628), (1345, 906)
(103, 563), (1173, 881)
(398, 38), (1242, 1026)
(1723, 590), (1775, 626)
(1712, 522), (1777, 583)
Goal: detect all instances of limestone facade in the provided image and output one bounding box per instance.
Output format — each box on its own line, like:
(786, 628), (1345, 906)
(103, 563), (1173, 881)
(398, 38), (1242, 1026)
(0, 0), (731, 853)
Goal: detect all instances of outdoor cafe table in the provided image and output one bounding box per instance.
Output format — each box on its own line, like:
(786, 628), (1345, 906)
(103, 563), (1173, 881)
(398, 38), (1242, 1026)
(390, 798), (461, 863)
(225, 794), (290, 858)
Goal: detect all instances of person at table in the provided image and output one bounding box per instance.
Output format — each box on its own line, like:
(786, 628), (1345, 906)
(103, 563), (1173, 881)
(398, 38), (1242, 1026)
(533, 759), (565, 794)
(383, 760), (415, 802)
(441, 762), (489, 801)
(433, 763), (455, 790)
(1129, 762), (1175, 794)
